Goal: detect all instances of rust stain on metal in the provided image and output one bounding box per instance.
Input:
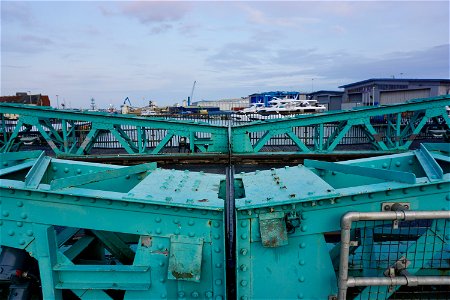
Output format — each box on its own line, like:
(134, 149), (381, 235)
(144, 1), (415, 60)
(171, 270), (194, 279)
(141, 236), (152, 247)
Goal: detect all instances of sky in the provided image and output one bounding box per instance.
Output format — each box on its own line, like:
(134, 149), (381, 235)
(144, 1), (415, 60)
(1, 1), (449, 109)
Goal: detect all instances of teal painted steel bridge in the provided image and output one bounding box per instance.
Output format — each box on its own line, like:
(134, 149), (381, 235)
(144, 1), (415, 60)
(1, 95), (449, 157)
(1, 95), (449, 299)
(0, 143), (449, 299)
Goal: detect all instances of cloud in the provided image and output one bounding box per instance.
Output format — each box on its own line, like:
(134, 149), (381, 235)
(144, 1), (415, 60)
(237, 3), (321, 28)
(1, 2), (35, 27)
(274, 44), (450, 80)
(207, 42), (270, 69)
(2, 34), (54, 54)
(149, 24), (173, 34)
(118, 2), (191, 24)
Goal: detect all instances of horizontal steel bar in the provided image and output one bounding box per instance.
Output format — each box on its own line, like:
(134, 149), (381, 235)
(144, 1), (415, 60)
(0, 103), (225, 131)
(53, 265), (151, 290)
(347, 276), (450, 287)
(50, 162), (156, 190)
(0, 160), (35, 176)
(304, 159), (417, 184)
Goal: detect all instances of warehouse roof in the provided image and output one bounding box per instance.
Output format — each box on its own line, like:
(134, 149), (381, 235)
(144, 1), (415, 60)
(339, 78), (450, 88)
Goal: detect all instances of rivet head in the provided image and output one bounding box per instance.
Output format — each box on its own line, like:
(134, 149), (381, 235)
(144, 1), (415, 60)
(298, 276), (305, 282)
(395, 161), (401, 167)
(188, 232), (195, 237)
(188, 220), (195, 226)
(215, 263), (222, 268)
(240, 248), (248, 255)
(215, 296), (223, 300)
(191, 291), (199, 298)
(16, 221), (23, 227)
(241, 234), (247, 240)
(214, 247), (221, 253)
(155, 217), (162, 223)
(382, 163), (388, 169)
(156, 228), (162, 234)
(240, 264), (247, 271)
(299, 242), (306, 248)
(215, 279), (222, 285)
(205, 291), (213, 298)
(300, 226), (307, 232)
(240, 280), (248, 287)
(2, 211), (10, 217)
(297, 293), (304, 299)
(8, 230), (15, 236)
(26, 230), (34, 236)
(64, 168), (69, 173)
(160, 292), (167, 298)
(299, 260), (305, 266)
(21, 213), (28, 219)
(445, 234), (450, 241)
(214, 234), (220, 240)
(16, 201), (24, 207)
(178, 291), (185, 298)
(446, 194), (450, 201)
(19, 239), (26, 245)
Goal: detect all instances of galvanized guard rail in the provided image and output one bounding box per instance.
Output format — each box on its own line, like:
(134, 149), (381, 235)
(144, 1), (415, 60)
(1, 95), (449, 157)
(1, 143), (449, 299)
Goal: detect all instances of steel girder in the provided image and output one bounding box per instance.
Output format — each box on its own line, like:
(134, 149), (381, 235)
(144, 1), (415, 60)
(231, 96), (450, 153)
(1, 96), (449, 157)
(0, 105), (228, 155)
(1, 143), (449, 299)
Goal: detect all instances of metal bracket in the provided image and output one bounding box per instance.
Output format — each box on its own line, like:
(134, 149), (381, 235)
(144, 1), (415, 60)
(382, 202), (410, 229)
(383, 256), (411, 292)
(382, 202), (410, 211)
(285, 211), (301, 233)
(167, 235), (203, 282)
(383, 256), (411, 278)
(259, 212), (288, 248)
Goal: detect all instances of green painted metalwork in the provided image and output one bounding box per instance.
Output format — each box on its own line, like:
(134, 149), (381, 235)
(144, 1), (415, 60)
(231, 96), (450, 154)
(1, 96), (449, 157)
(0, 144), (449, 299)
(0, 103), (229, 155)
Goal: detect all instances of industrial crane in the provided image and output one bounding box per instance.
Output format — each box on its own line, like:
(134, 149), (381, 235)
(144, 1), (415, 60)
(188, 81), (196, 106)
(123, 97), (132, 106)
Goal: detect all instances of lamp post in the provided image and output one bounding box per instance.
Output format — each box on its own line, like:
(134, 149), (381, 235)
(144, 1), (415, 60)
(27, 91), (31, 104)
(56, 95), (59, 109)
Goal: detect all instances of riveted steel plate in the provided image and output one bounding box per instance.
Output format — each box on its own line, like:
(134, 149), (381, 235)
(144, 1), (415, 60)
(259, 212), (288, 247)
(167, 235), (204, 282)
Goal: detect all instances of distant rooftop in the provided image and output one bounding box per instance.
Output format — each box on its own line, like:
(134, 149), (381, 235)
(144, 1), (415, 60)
(308, 90), (344, 95)
(339, 78), (450, 88)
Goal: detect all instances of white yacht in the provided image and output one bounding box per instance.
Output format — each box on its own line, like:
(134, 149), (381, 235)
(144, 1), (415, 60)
(258, 97), (327, 115)
(232, 96), (327, 121)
